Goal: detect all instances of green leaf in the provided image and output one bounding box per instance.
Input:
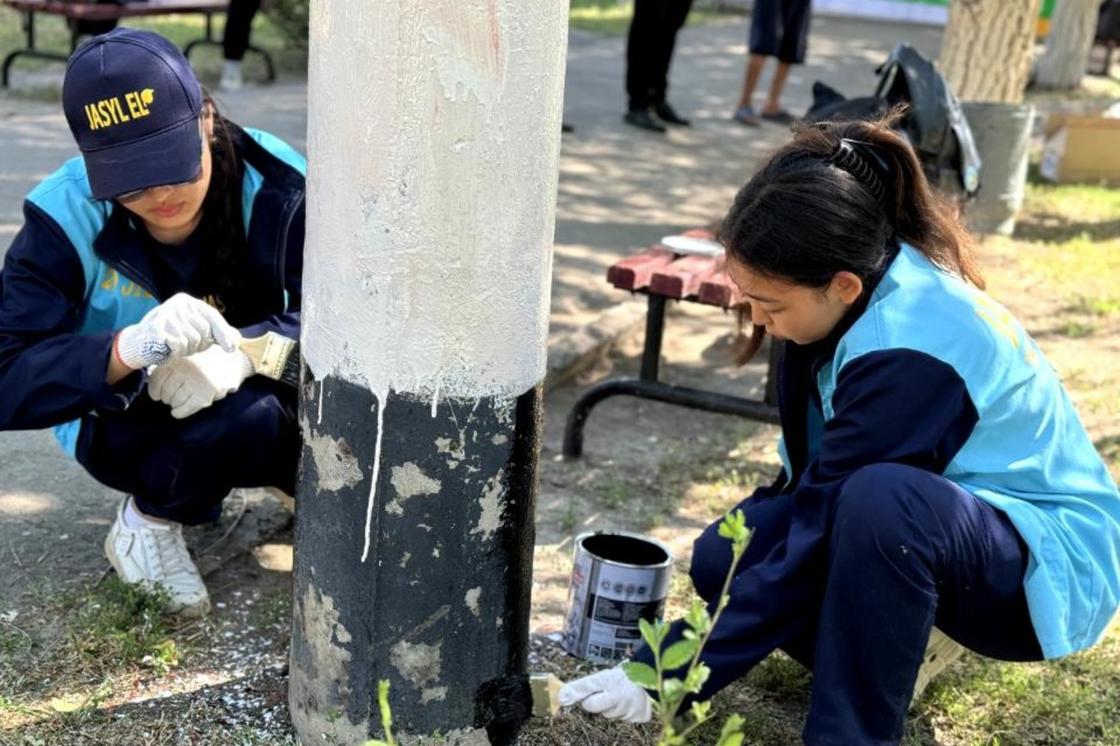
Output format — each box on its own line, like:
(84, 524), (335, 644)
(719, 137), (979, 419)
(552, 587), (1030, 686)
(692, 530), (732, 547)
(661, 639), (698, 670)
(684, 664), (711, 694)
(689, 700), (712, 723)
(684, 598), (711, 635)
(717, 713), (746, 745)
(621, 661), (659, 690)
(639, 618), (658, 650)
(662, 677), (686, 706)
(654, 618), (670, 645)
(375, 679), (396, 746)
(718, 509), (754, 554)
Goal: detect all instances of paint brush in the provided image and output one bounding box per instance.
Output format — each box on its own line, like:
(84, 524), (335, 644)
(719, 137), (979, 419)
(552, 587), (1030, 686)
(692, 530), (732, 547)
(475, 672), (564, 744)
(239, 331), (300, 387)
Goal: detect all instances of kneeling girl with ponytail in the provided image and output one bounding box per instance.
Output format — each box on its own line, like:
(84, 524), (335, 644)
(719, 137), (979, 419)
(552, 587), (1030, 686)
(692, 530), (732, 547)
(558, 113), (1120, 746)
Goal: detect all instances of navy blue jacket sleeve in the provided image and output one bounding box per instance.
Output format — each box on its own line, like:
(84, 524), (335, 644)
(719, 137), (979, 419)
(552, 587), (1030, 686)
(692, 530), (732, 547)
(238, 197), (304, 342)
(0, 203), (138, 431)
(632, 348), (978, 700)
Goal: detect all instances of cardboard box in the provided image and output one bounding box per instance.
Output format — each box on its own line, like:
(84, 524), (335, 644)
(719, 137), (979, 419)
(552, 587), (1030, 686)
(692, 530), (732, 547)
(1039, 114), (1120, 185)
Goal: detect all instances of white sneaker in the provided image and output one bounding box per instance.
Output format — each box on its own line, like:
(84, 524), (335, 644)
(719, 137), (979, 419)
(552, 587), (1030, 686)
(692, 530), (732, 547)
(911, 626), (966, 707)
(104, 499), (211, 618)
(219, 60), (243, 92)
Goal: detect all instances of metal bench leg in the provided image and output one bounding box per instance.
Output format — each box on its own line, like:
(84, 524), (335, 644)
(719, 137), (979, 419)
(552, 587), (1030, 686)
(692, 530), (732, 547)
(182, 13), (215, 61)
(764, 338), (782, 407)
(2, 11), (70, 88)
(247, 44), (276, 81)
(563, 376), (780, 459)
(562, 292), (783, 460)
(563, 295), (667, 459)
(182, 13), (276, 84)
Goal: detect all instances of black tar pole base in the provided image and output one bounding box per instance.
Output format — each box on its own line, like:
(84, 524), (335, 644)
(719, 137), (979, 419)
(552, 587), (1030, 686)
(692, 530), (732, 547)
(289, 370), (541, 745)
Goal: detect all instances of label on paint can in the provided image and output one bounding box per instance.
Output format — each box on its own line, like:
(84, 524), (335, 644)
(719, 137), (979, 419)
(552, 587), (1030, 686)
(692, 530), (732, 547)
(561, 532), (673, 664)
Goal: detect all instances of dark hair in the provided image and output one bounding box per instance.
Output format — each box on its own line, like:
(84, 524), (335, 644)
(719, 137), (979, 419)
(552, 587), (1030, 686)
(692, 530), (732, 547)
(720, 109), (983, 362)
(194, 96), (249, 322)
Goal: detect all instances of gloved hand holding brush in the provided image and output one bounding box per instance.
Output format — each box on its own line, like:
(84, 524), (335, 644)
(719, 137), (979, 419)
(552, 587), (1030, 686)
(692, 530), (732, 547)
(558, 666), (652, 723)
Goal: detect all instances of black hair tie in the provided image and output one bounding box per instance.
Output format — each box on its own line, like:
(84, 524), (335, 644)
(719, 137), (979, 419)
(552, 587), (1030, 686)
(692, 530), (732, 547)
(826, 138), (893, 205)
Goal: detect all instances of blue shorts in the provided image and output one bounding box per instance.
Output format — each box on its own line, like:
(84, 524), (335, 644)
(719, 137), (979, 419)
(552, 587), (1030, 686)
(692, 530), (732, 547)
(749, 0), (812, 64)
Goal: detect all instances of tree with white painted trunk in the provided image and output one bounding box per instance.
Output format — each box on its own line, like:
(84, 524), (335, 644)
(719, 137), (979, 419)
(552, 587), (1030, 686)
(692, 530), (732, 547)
(938, 0), (1043, 235)
(289, 1), (569, 744)
(1035, 0), (1103, 89)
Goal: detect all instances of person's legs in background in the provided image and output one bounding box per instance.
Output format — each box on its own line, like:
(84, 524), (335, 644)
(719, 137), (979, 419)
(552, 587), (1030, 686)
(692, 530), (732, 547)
(77, 378), (299, 616)
(758, 0), (811, 122)
(649, 0), (695, 127)
(735, 0), (812, 125)
(734, 53), (770, 125)
(803, 464), (1043, 746)
(625, 0), (669, 132)
(734, 0), (781, 125)
(221, 0), (263, 91)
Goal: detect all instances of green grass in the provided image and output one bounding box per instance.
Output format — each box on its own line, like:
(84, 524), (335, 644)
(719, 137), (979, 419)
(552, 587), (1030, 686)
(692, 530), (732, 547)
(0, 577), (184, 734)
(67, 577), (175, 669)
(916, 627), (1120, 745)
(0, 10), (306, 95)
(569, 0), (734, 36)
(1013, 178), (1120, 328)
(248, 589), (292, 630)
(599, 478), (633, 509)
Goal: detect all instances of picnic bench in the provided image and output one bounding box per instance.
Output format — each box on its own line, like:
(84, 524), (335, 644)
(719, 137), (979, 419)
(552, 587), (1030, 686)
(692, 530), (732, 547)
(1, 0), (276, 88)
(562, 228), (782, 460)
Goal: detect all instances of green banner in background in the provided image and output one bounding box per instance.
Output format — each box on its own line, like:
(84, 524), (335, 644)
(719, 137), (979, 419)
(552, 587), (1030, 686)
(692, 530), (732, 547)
(812, 0), (1057, 30)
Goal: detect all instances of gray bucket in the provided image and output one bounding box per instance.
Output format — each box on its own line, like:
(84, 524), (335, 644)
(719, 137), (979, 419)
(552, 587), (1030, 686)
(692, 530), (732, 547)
(961, 101), (1035, 236)
(561, 531), (673, 663)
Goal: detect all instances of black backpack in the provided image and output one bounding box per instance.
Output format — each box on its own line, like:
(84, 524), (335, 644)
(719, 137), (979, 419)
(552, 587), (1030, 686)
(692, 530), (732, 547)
(804, 44), (982, 201)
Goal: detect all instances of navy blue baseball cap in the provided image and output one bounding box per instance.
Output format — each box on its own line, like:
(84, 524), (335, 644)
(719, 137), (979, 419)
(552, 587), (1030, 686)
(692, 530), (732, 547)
(62, 28), (204, 201)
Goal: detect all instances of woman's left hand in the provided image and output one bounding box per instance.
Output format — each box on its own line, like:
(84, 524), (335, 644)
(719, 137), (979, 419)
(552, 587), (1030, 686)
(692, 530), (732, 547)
(148, 345), (255, 419)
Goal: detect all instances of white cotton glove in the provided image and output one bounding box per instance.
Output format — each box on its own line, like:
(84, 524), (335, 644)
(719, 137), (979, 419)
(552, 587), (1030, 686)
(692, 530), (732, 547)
(115, 293), (241, 369)
(557, 666), (652, 724)
(148, 345), (255, 419)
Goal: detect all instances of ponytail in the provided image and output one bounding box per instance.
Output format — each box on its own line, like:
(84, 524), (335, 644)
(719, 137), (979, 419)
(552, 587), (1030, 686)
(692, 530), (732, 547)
(721, 108), (983, 363)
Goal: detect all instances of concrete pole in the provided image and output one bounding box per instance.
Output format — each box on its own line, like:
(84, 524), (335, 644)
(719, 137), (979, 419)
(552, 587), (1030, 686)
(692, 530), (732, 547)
(289, 2), (569, 744)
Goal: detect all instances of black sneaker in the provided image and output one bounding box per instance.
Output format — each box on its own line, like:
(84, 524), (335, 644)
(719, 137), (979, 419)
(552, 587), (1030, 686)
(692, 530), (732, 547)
(623, 108), (667, 133)
(654, 101), (690, 126)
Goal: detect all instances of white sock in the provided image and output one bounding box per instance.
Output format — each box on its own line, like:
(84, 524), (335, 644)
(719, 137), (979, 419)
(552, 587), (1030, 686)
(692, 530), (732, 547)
(222, 60), (242, 78)
(123, 497), (169, 529)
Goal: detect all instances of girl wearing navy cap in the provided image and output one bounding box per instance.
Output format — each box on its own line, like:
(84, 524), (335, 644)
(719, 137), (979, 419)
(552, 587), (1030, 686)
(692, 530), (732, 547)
(559, 115), (1120, 745)
(0, 28), (306, 617)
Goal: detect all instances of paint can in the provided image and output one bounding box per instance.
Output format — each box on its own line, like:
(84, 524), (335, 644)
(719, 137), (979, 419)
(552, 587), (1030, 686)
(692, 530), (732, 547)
(561, 531), (673, 663)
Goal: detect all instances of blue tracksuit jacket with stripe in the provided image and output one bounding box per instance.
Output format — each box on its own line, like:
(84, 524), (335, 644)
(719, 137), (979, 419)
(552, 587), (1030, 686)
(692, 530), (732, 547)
(0, 125), (306, 457)
(646, 242), (1120, 698)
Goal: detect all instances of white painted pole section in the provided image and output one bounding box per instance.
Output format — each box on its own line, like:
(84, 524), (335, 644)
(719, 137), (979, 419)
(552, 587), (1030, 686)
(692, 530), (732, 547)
(302, 0), (569, 402)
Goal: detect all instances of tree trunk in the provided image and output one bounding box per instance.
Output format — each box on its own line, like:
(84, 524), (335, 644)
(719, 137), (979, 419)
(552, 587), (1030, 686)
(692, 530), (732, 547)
(939, 0), (1044, 103)
(289, 1), (569, 744)
(1035, 0), (1101, 89)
